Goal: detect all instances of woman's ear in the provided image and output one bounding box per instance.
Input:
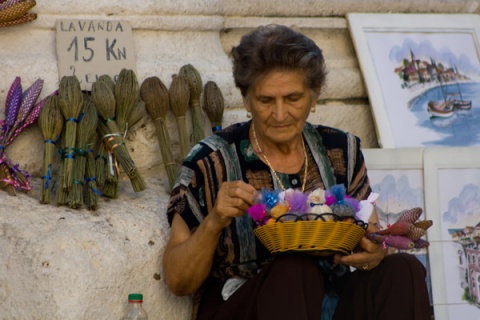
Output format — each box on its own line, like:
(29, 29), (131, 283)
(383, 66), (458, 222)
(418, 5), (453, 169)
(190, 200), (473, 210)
(242, 96), (251, 112)
(310, 91), (320, 109)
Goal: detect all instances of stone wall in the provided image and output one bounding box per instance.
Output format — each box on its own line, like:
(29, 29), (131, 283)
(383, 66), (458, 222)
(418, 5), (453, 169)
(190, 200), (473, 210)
(0, 1), (478, 319)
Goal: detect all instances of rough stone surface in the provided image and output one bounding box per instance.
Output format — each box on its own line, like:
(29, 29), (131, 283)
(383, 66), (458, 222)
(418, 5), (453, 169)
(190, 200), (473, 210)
(0, 1), (475, 319)
(0, 176), (191, 320)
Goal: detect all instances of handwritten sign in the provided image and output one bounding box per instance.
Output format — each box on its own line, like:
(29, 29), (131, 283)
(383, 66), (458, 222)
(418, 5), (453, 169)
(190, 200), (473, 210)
(55, 19), (137, 91)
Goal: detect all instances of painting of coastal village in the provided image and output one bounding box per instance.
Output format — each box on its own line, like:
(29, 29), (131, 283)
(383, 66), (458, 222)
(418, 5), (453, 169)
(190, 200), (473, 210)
(434, 167), (480, 318)
(449, 223), (480, 307)
(365, 32), (480, 147)
(367, 168), (433, 303)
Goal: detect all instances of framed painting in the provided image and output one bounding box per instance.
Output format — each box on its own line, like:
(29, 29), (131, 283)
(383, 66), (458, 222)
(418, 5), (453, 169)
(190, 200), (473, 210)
(362, 148), (433, 304)
(424, 147), (480, 320)
(347, 13), (480, 148)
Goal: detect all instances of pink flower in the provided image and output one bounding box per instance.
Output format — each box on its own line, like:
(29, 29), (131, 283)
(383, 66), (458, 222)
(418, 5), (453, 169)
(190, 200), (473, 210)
(247, 203), (268, 225)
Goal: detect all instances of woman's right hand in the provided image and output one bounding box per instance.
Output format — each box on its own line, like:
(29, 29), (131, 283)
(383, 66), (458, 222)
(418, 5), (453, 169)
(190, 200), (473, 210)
(163, 180), (256, 296)
(209, 181), (257, 230)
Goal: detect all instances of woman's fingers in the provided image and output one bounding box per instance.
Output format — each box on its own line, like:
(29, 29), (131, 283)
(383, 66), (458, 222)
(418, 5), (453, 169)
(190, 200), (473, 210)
(222, 181), (257, 207)
(211, 181), (257, 226)
(335, 237), (387, 270)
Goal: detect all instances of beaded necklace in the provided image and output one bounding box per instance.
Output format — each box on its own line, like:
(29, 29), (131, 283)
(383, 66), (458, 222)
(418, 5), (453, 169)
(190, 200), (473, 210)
(252, 123), (308, 192)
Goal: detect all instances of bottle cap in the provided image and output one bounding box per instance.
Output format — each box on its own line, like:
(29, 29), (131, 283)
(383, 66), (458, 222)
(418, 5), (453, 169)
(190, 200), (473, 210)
(128, 293), (143, 302)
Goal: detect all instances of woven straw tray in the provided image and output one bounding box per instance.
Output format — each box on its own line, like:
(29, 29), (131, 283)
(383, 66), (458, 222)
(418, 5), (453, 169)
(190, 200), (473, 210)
(254, 216), (367, 255)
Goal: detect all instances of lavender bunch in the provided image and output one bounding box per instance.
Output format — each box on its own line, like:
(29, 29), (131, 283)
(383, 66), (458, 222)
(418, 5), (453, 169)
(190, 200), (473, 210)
(0, 77), (44, 195)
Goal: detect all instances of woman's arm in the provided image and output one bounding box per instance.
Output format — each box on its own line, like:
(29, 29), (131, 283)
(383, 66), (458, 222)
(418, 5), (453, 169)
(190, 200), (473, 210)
(163, 181), (256, 296)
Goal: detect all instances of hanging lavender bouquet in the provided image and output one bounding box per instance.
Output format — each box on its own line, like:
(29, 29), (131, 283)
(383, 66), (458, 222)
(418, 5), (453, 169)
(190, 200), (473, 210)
(0, 76), (45, 195)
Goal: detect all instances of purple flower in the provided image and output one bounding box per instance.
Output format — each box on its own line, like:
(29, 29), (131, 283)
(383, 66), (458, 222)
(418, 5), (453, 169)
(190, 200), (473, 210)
(284, 189), (309, 213)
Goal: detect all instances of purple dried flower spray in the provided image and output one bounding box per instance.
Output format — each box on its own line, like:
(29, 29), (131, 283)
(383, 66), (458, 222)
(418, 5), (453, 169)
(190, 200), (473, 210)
(4, 77), (22, 129)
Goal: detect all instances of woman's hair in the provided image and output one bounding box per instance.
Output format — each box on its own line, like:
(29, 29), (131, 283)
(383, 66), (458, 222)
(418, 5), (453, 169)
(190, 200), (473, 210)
(230, 24), (326, 97)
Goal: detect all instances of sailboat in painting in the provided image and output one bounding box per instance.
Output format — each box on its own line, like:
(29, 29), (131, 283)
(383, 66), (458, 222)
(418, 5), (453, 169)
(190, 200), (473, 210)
(428, 60), (454, 118)
(427, 99), (454, 118)
(427, 100), (454, 118)
(450, 64), (472, 110)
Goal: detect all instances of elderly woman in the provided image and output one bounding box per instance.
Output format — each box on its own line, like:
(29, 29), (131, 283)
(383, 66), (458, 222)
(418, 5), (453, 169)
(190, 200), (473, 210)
(163, 25), (432, 320)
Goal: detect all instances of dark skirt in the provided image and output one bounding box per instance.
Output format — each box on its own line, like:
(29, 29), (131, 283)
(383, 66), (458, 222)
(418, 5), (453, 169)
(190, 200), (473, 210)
(196, 253), (432, 320)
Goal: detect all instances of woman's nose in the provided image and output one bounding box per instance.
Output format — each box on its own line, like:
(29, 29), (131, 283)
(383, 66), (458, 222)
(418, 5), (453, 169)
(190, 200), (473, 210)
(272, 99), (288, 121)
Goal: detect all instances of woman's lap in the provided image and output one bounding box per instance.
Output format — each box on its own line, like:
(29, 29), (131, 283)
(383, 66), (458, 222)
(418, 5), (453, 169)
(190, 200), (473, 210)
(196, 253), (432, 320)
(334, 253), (432, 320)
(197, 253), (324, 320)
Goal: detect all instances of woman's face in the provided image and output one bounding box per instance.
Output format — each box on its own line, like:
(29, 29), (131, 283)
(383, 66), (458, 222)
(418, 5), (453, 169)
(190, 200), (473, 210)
(244, 69), (318, 146)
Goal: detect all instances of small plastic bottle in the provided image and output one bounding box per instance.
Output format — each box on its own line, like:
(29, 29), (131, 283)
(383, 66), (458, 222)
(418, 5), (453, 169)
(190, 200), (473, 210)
(124, 293), (148, 320)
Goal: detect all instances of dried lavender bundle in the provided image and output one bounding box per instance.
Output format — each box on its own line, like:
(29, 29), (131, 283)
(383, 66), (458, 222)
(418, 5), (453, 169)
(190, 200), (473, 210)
(97, 74), (115, 93)
(3, 76), (21, 138)
(0, 12), (36, 28)
(0, 0), (23, 12)
(97, 121), (119, 199)
(179, 64), (205, 144)
(140, 76), (177, 190)
(102, 161), (119, 199)
(127, 97), (147, 132)
(115, 68), (138, 134)
(58, 75), (83, 192)
(85, 133), (99, 211)
(38, 94), (64, 204)
(203, 81), (224, 133)
(56, 130), (68, 206)
(3, 78), (43, 144)
(0, 0), (35, 22)
(168, 74), (190, 160)
(0, 77), (21, 195)
(95, 139), (107, 188)
(8, 94), (47, 147)
(0, 77), (44, 196)
(67, 95), (98, 209)
(92, 80), (146, 192)
(0, 159), (15, 195)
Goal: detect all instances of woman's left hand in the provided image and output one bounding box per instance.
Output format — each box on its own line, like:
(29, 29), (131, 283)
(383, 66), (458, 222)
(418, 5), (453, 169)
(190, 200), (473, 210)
(333, 237), (388, 271)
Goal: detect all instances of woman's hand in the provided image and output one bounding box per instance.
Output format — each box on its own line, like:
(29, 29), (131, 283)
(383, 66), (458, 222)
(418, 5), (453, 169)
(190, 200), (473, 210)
(163, 180), (256, 296)
(209, 181), (257, 230)
(333, 237), (388, 271)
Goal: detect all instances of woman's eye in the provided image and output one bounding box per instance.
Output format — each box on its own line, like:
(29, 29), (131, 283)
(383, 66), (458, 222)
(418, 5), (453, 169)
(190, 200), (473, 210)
(286, 95), (302, 102)
(258, 97), (272, 104)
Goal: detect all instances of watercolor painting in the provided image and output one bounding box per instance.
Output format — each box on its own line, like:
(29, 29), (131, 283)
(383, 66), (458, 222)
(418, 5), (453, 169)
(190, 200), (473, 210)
(366, 32), (480, 147)
(433, 168), (480, 319)
(363, 148), (433, 304)
(423, 147), (480, 320)
(347, 13), (480, 148)
(367, 167), (433, 304)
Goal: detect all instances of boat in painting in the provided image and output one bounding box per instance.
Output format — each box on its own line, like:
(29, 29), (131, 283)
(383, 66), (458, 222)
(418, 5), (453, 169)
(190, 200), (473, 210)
(451, 63), (472, 110)
(452, 98), (472, 110)
(427, 100), (454, 118)
(428, 78), (455, 118)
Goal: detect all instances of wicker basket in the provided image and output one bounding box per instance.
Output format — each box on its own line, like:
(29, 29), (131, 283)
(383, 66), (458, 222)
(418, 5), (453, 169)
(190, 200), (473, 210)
(254, 214), (367, 255)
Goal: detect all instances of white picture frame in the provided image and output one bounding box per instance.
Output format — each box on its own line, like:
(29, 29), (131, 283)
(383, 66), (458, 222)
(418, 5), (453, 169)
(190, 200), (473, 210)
(363, 148), (425, 225)
(362, 148), (433, 304)
(423, 147), (480, 320)
(347, 13), (480, 148)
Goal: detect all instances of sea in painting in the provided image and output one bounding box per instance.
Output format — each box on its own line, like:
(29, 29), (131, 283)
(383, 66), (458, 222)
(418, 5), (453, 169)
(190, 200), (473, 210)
(408, 81), (480, 146)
